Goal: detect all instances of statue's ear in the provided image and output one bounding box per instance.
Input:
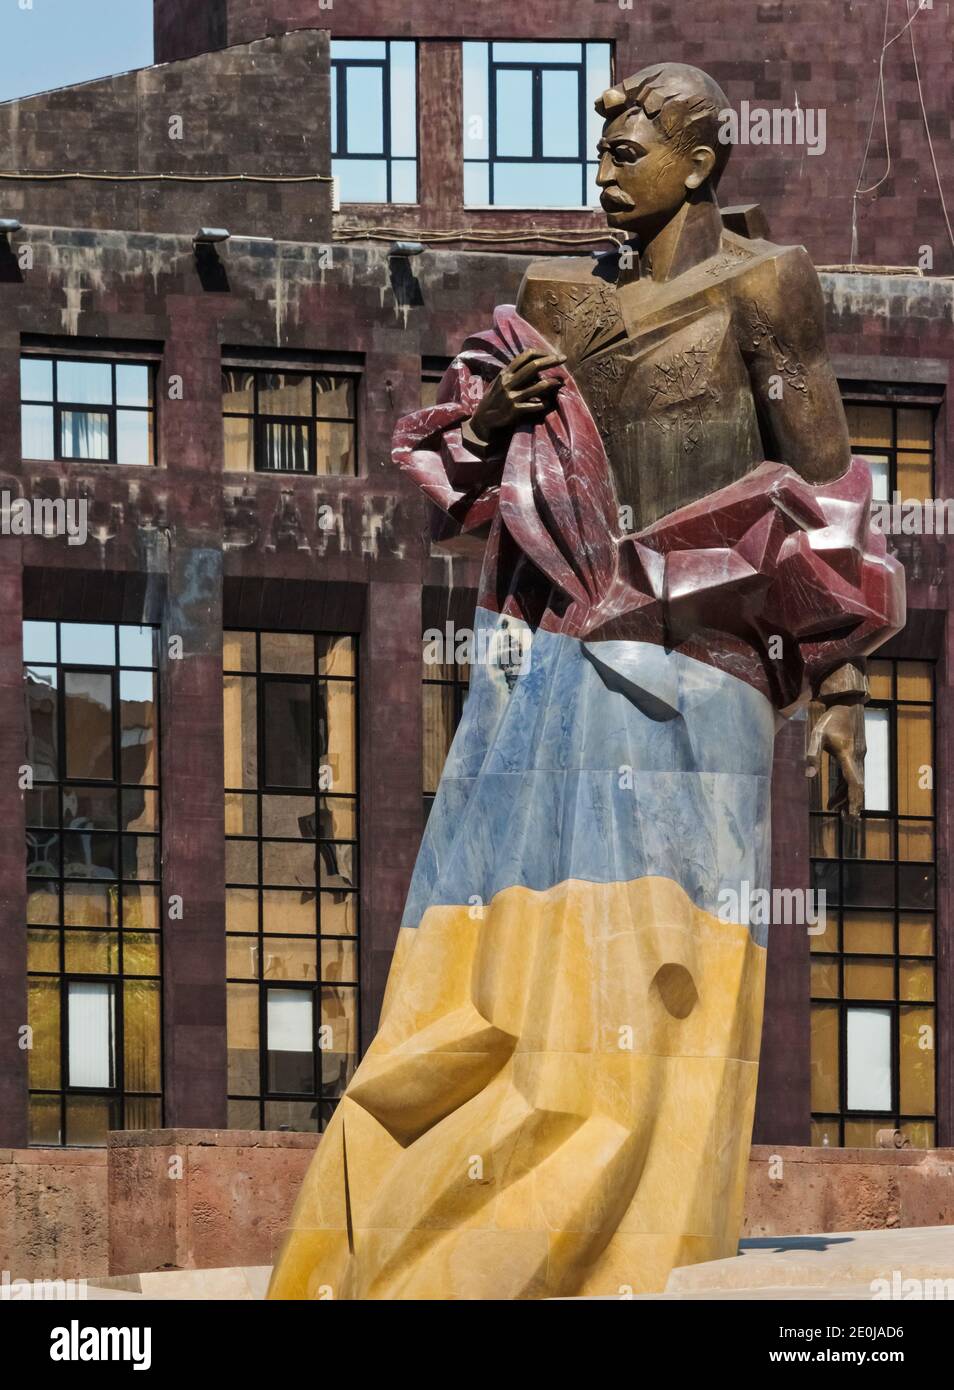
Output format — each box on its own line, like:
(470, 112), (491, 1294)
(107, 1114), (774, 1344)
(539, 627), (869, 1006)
(685, 145), (716, 190)
(720, 204), (771, 240)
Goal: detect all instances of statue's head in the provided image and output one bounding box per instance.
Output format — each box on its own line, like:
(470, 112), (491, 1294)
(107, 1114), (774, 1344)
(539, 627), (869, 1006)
(595, 64), (730, 237)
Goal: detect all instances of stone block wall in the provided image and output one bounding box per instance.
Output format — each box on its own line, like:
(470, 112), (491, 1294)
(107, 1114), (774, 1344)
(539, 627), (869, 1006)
(6, 1137), (954, 1281)
(153, 0), (954, 272)
(107, 1129), (320, 1276)
(0, 1146), (108, 1280)
(744, 1145), (954, 1237)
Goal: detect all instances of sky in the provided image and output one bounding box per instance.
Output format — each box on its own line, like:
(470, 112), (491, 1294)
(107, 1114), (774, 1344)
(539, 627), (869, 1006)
(0, 0), (153, 104)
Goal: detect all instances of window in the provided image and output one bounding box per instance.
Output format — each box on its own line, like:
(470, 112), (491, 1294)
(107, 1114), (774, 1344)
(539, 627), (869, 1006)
(331, 40), (417, 203)
(20, 356), (156, 465)
(844, 399), (935, 502)
(463, 41), (611, 207)
(224, 631), (359, 1132)
(422, 637), (469, 822)
(23, 620), (162, 1146)
(809, 659), (936, 1148)
(222, 367), (357, 475)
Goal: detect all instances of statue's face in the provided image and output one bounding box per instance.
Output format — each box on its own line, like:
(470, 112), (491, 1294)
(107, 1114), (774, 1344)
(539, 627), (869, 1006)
(596, 107), (710, 235)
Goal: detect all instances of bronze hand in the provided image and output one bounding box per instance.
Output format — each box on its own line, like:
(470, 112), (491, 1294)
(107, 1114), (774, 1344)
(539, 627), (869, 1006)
(467, 346), (566, 444)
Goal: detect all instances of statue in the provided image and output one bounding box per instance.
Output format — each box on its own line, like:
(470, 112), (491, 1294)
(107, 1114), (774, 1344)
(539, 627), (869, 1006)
(269, 64), (904, 1301)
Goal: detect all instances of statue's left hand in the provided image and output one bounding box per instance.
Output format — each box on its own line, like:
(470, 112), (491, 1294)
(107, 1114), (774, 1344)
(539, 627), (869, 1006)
(806, 699), (867, 818)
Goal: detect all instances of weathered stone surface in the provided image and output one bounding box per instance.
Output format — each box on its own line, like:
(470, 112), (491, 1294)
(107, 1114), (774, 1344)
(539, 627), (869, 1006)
(0, 1147), (108, 1280)
(107, 1129), (320, 1275)
(154, 1), (954, 274)
(0, 30), (333, 241)
(5, 1138), (954, 1283)
(744, 1145), (954, 1237)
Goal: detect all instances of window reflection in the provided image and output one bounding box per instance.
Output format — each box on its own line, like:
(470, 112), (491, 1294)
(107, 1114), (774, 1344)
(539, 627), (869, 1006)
(422, 635), (470, 823)
(23, 620), (162, 1147)
(331, 40), (417, 204)
(224, 632), (359, 1132)
(809, 658), (936, 1148)
(845, 400), (935, 503)
(20, 357), (156, 466)
(222, 367), (358, 475)
(463, 41), (611, 207)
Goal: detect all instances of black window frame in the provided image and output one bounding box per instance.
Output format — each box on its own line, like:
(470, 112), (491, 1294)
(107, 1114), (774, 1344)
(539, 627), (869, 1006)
(24, 621), (163, 1147)
(221, 365), (360, 477)
(464, 40), (611, 208)
(20, 353), (158, 466)
(420, 355), (453, 409)
(224, 630), (360, 1134)
(422, 632), (470, 824)
(841, 387), (938, 499)
(809, 658), (937, 1148)
(331, 38), (418, 204)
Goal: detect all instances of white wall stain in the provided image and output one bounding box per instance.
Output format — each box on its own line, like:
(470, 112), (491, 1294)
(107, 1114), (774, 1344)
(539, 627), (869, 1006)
(821, 271), (954, 326)
(142, 245), (165, 296)
(272, 251), (286, 344)
(46, 244), (107, 334)
(361, 495), (404, 559)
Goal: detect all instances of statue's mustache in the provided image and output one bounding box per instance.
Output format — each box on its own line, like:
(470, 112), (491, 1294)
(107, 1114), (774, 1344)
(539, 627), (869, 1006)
(600, 186), (635, 209)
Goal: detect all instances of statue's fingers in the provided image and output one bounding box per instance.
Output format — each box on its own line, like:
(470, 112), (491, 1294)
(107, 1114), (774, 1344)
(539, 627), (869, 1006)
(506, 348), (543, 372)
(510, 379), (561, 404)
(506, 353), (565, 388)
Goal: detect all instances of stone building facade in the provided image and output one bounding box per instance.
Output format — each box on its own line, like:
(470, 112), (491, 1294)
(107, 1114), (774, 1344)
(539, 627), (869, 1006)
(0, 2), (951, 1179)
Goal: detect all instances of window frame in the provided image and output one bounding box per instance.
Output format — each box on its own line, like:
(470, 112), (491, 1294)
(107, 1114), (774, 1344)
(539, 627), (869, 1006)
(463, 39), (612, 209)
(20, 353), (158, 467)
(221, 364), (360, 477)
(841, 388), (938, 500)
(331, 38), (419, 204)
(224, 630), (360, 1133)
(420, 355), (453, 410)
(24, 621), (163, 1147)
(809, 659), (937, 1147)
(422, 631), (470, 823)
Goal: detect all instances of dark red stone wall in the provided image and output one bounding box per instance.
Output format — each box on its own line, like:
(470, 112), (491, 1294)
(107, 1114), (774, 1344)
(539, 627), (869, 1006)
(0, 226), (519, 1146)
(154, 0), (954, 273)
(154, 0), (228, 63)
(0, 30), (332, 242)
(825, 271), (954, 1151)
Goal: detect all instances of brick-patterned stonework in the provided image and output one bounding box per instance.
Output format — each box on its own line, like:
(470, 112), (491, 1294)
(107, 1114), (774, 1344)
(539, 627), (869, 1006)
(153, 0), (954, 273)
(0, 30), (333, 241)
(0, 223), (950, 1149)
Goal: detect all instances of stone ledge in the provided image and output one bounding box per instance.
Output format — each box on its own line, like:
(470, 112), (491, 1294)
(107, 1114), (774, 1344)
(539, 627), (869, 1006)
(106, 1128), (322, 1151)
(751, 1143), (954, 1169)
(0, 1146), (107, 1166)
(6, 1137), (954, 1283)
(107, 1128), (320, 1276)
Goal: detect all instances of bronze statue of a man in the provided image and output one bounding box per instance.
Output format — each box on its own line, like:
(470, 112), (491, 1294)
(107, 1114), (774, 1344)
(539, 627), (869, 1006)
(270, 64), (903, 1301)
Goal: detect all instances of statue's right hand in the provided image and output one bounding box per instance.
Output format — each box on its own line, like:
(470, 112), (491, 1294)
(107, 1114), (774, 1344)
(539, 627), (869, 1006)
(469, 347), (566, 443)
